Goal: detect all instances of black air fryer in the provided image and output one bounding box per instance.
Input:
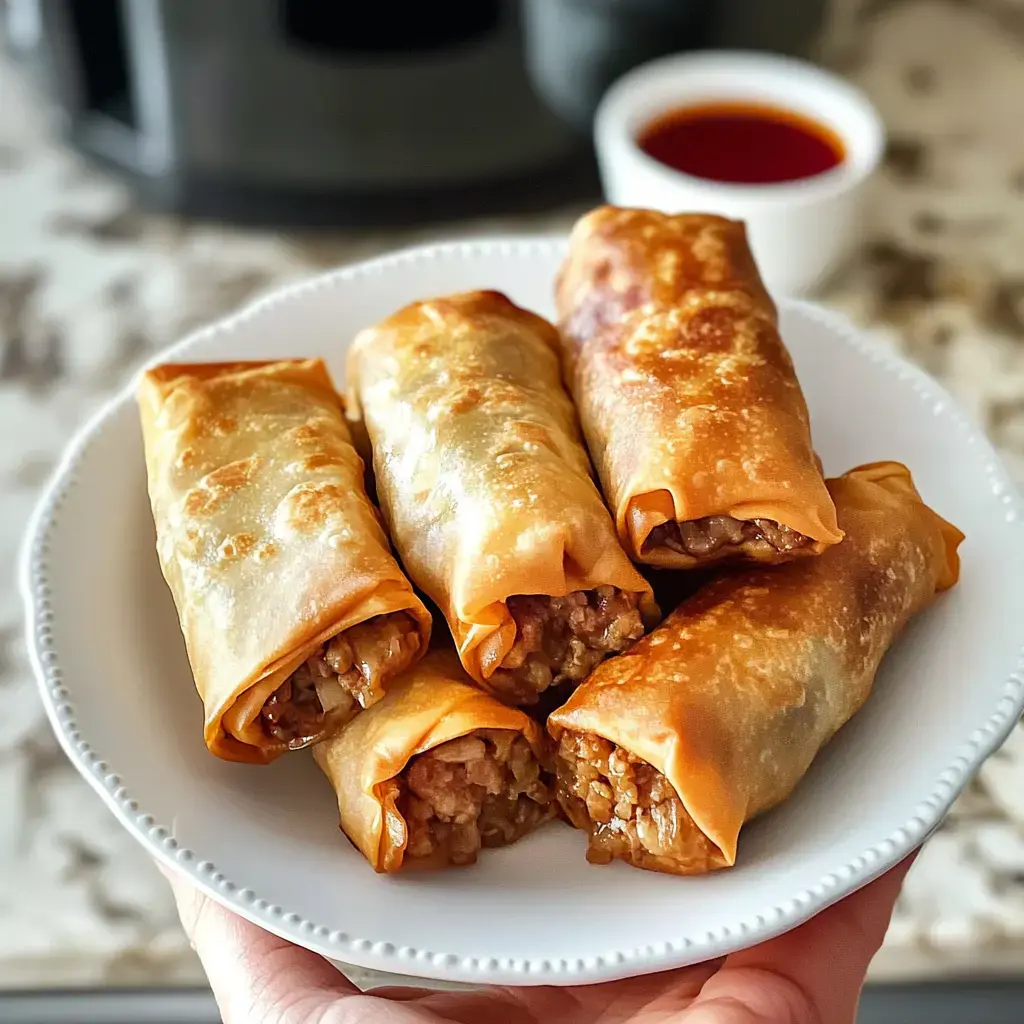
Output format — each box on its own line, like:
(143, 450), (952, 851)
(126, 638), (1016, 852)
(8, 0), (826, 224)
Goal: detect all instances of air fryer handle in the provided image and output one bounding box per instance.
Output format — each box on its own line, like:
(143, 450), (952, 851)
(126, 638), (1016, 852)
(521, 0), (710, 134)
(520, 0), (827, 134)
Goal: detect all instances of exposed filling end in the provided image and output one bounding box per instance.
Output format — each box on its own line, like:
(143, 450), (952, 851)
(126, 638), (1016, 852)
(261, 612), (421, 749)
(555, 732), (725, 875)
(646, 515), (811, 562)
(389, 729), (554, 867)
(488, 586), (645, 705)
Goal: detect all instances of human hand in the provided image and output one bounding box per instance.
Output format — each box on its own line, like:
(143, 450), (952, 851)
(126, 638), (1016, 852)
(163, 856), (912, 1024)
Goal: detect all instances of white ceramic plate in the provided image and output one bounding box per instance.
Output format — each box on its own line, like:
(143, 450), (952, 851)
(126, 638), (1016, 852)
(21, 238), (1024, 987)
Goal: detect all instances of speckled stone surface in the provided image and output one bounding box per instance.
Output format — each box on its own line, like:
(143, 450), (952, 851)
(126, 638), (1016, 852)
(2, 0), (1023, 988)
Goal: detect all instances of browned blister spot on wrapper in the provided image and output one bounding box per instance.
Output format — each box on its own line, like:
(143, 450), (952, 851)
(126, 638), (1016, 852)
(279, 481), (346, 533)
(183, 456), (263, 517)
(217, 533), (256, 561)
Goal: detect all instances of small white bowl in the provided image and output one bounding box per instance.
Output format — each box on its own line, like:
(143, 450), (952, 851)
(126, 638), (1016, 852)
(594, 51), (885, 296)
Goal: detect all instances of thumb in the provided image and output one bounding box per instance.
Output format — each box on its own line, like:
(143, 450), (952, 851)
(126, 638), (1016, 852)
(160, 863), (357, 1024)
(680, 856), (915, 1024)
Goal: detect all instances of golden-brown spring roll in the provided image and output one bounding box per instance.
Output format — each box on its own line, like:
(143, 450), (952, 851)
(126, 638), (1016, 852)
(348, 290), (656, 707)
(138, 360), (431, 764)
(313, 650), (554, 872)
(556, 206), (843, 568)
(549, 462), (963, 875)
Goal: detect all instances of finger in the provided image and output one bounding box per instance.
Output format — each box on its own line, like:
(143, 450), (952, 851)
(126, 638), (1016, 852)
(371, 961), (720, 1024)
(507, 962), (719, 1024)
(160, 863), (358, 1024)
(680, 856), (916, 1024)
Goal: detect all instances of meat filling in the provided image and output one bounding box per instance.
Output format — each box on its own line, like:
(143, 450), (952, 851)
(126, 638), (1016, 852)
(555, 732), (725, 875)
(646, 515), (811, 562)
(488, 586), (645, 705)
(261, 612), (421, 749)
(390, 729), (554, 867)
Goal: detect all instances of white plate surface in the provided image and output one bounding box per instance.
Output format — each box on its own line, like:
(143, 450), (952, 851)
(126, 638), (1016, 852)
(20, 238), (1024, 986)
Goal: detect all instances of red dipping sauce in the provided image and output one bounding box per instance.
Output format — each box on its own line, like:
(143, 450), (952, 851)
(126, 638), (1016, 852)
(637, 102), (845, 185)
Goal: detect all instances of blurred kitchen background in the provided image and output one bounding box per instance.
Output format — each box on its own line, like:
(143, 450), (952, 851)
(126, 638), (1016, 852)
(1, 0), (1024, 1018)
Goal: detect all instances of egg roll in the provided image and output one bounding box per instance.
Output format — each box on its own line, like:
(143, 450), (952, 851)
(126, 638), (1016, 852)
(548, 462), (963, 875)
(556, 206), (843, 568)
(138, 359), (431, 764)
(313, 650), (554, 872)
(348, 290), (656, 707)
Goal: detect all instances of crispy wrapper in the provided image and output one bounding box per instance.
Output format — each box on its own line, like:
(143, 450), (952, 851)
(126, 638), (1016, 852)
(138, 359), (431, 764)
(556, 206), (843, 568)
(548, 462), (963, 873)
(312, 650), (551, 872)
(347, 290), (655, 695)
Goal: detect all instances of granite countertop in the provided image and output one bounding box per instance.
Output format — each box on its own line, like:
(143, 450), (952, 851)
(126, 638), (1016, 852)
(2, 0), (1024, 988)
